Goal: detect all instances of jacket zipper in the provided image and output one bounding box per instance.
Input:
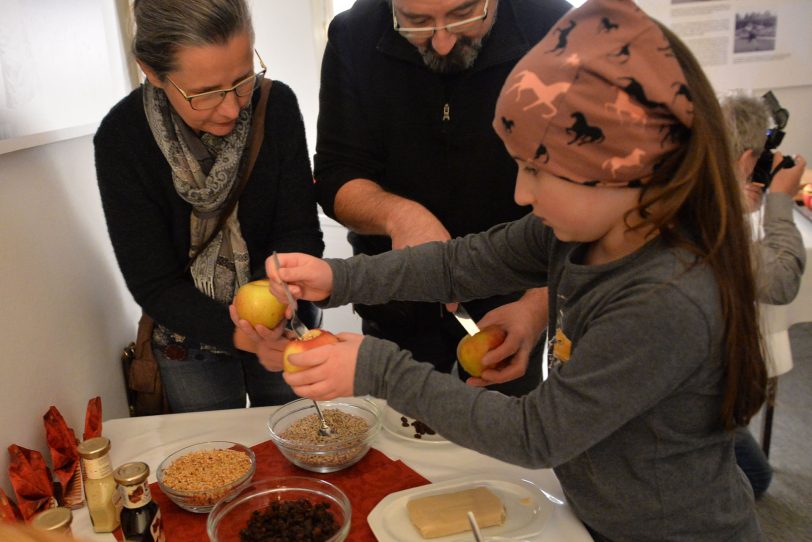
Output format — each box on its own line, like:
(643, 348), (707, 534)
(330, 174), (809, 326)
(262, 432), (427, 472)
(442, 103), (451, 122)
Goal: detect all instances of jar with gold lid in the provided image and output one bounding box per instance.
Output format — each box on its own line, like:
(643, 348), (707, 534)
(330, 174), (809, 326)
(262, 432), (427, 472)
(77, 437), (121, 532)
(30, 506), (72, 534)
(114, 462), (164, 542)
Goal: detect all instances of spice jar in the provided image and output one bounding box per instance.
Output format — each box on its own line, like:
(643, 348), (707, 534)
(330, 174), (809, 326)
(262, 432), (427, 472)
(30, 506), (73, 535)
(77, 437), (121, 532)
(114, 462), (165, 542)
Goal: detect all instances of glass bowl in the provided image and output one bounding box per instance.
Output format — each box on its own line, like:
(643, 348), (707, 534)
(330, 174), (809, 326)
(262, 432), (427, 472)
(267, 397), (381, 473)
(207, 476), (351, 542)
(156, 440), (256, 513)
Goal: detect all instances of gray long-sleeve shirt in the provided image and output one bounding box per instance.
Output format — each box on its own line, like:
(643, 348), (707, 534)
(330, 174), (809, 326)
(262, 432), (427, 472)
(324, 214), (760, 541)
(754, 193), (806, 305)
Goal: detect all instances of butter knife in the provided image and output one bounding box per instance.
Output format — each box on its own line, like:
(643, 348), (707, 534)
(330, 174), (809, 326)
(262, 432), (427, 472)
(271, 251), (309, 339)
(452, 304), (480, 336)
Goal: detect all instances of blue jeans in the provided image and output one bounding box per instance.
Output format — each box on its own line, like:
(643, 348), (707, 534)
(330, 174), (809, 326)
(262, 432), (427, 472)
(153, 344), (297, 413)
(734, 426), (772, 498)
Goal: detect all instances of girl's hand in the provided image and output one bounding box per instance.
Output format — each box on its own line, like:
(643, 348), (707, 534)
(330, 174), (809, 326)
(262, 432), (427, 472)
(466, 288), (549, 387)
(266, 252), (335, 318)
(282, 333), (363, 400)
(230, 304), (290, 371)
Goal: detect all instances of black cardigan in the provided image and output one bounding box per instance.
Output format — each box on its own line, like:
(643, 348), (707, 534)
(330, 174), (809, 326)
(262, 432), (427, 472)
(314, 0), (571, 257)
(95, 81), (324, 351)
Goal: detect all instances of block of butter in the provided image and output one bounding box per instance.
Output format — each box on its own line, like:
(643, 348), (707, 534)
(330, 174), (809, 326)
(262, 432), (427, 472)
(406, 486), (506, 539)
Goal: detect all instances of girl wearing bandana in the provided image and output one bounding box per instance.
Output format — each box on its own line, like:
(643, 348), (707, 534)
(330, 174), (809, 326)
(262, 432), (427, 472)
(245, 0), (764, 538)
(95, 0), (323, 412)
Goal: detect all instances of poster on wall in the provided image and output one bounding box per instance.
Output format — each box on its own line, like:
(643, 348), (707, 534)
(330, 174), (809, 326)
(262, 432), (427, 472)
(0, 0), (132, 155)
(637, 0), (812, 93)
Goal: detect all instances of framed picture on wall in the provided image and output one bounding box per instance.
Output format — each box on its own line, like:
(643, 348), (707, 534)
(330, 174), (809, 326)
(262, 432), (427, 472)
(0, 0), (136, 155)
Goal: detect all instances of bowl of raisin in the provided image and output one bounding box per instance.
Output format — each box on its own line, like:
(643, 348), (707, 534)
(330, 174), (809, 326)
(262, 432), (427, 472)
(207, 477), (350, 542)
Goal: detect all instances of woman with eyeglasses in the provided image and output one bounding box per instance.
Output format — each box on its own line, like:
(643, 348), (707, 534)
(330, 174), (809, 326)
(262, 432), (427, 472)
(95, 0), (323, 413)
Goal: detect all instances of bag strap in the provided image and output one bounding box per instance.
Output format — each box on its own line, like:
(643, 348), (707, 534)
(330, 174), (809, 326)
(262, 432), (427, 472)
(186, 79), (273, 269)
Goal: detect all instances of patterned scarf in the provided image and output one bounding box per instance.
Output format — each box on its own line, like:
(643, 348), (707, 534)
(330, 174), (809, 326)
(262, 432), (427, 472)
(143, 80), (252, 309)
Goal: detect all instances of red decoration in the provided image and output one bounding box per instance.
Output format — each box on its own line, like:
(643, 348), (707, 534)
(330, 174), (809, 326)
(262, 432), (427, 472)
(7, 445), (55, 520)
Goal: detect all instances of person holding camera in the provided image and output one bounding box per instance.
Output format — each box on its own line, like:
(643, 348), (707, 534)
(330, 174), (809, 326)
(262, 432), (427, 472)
(721, 92), (807, 498)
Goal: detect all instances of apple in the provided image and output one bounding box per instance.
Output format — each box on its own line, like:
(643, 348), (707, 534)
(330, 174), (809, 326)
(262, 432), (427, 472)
(283, 329), (339, 373)
(233, 279), (287, 329)
(456, 325), (507, 377)
(802, 184), (812, 210)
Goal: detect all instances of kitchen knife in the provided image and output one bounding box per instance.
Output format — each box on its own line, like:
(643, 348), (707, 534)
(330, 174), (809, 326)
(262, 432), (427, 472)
(452, 304), (481, 336)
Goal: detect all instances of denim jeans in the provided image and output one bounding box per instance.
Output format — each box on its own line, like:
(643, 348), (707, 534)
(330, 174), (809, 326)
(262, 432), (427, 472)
(153, 344), (297, 413)
(734, 426), (772, 498)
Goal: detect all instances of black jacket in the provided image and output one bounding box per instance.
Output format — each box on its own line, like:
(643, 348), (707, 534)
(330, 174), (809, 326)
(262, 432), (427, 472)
(314, 0), (571, 256)
(95, 81), (324, 351)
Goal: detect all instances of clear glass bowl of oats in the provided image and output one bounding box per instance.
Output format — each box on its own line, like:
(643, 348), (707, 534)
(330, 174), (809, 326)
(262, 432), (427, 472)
(267, 398), (381, 473)
(157, 441), (256, 513)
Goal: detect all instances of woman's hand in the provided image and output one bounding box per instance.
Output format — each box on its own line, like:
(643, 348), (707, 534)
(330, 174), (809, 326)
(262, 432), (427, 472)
(282, 332), (363, 400)
(465, 288), (549, 387)
(266, 252), (335, 318)
(230, 304), (290, 371)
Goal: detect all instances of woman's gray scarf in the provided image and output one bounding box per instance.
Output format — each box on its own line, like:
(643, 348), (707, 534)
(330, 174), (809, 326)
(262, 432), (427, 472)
(143, 81), (252, 309)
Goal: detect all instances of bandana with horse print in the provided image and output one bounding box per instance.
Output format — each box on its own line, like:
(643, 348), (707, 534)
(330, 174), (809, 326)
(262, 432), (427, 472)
(493, 0), (694, 187)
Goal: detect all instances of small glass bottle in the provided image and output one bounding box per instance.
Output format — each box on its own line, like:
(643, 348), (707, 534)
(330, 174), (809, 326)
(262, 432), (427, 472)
(77, 437), (121, 532)
(114, 462), (165, 542)
(30, 506), (73, 535)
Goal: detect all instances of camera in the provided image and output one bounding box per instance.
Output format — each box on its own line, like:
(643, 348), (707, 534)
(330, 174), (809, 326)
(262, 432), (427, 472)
(752, 91), (795, 190)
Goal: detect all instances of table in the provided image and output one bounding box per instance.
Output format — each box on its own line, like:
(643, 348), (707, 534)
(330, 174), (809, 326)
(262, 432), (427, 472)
(760, 207), (812, 377)
(72, 400), (592, 541)
(758, 207), (812, 455)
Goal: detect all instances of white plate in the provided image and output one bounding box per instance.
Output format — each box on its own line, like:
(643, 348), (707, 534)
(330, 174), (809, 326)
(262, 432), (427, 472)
(382, 405), (449, 444)
(367, 475), (559, 542)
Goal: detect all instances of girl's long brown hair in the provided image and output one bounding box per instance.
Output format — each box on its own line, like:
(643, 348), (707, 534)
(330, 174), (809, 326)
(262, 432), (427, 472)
(635, 24), (766, 430)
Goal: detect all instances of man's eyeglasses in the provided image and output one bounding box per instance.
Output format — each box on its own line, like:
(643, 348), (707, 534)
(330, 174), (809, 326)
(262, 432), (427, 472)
(392, 0), (489, 40)
(166, 50), (267, 111)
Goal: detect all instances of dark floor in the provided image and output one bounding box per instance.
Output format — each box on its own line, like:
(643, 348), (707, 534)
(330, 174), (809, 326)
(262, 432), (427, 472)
(752, 322), (812, 541)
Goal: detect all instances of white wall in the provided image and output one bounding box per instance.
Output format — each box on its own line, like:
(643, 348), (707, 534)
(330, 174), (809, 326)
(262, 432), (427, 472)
(0, 0), (360, 500)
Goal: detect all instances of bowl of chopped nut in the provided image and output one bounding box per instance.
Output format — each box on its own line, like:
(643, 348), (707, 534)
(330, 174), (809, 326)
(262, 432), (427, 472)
(267, 397), (381, 473)
(207, 476), (351, 542)
(157, 441), (256, 513)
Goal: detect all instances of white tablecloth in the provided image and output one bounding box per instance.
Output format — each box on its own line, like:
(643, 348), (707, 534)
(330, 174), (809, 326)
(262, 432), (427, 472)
(71, 400), (592, 541)
(761, 207), (812, 376)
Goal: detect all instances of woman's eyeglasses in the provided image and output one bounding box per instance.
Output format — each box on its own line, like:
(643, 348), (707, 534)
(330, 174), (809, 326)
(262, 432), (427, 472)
(166, 50), (267, 111)
(392, 0), (489, 40)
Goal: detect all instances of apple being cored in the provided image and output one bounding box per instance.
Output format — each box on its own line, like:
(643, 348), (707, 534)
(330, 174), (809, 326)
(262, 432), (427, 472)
(283, 329), (339, 373)
(456, 325), (507, 377)
(233, 279), (287, 329)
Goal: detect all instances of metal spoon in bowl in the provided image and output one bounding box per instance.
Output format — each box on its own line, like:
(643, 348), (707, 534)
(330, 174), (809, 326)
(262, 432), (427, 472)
(270, 252), (334, 438)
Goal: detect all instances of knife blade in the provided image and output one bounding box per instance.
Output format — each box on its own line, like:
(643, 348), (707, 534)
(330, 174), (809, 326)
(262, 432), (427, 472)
(271, 252), (309, 339)
(452, 304), (481, 336)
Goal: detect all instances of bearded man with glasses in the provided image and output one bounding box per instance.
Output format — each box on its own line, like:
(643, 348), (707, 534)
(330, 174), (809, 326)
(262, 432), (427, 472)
(314, 0), (569, 396)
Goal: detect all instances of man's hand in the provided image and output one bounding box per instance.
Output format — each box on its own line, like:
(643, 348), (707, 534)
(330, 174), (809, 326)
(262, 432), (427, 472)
(334, 179), (451, 249)
(465, 288), (549, 387)
(385, 200), (451, 250)
(769, 153), (806, 198)
(283, 332), (364, 400)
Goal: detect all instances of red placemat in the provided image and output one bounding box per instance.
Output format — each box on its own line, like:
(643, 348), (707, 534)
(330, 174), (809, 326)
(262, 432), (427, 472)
(150, 440), (429, 541)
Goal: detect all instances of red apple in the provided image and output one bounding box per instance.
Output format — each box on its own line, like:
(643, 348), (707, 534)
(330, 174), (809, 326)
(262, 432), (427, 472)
(802, 184), (812, 210)
(456, 325), (507, 377)
(283, 329), (339, 373)
(233, 279), (287, 329)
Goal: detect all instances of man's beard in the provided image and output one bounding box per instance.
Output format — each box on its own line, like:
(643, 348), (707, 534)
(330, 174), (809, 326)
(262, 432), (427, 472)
(418, 35), (484, 74)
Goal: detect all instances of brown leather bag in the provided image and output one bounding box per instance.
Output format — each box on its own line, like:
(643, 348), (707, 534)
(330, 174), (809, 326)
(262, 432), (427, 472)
(121, 79), (273, 416)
